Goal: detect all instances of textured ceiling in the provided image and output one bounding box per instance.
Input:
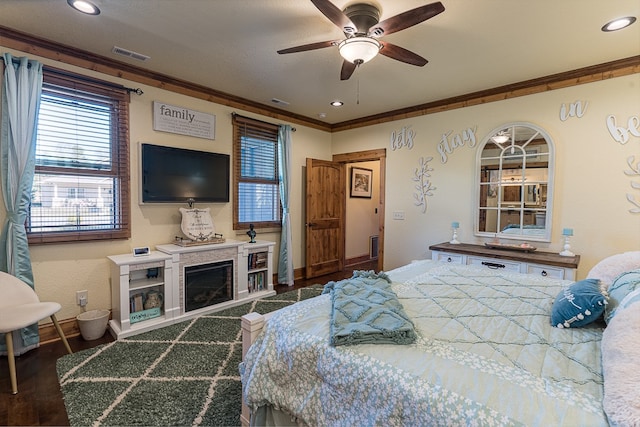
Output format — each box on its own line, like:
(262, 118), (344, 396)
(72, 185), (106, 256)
(0, 0), (638, 124)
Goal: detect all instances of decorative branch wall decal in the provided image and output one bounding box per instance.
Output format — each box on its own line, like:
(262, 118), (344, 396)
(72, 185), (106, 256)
(412, 156), (436, 213)
(624, 155), (640, 214)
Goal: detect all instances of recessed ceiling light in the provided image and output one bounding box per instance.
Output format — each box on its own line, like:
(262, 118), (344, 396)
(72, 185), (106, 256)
(330, 100), (344, 107)
(601, 16), (636, 32)
(67, 0), (101, 15)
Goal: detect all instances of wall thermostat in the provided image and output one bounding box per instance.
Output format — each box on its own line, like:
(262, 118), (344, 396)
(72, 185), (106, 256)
(133, 247), (150, 257)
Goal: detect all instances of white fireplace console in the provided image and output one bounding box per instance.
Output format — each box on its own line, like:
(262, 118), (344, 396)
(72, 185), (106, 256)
(108, 239), (275, 339)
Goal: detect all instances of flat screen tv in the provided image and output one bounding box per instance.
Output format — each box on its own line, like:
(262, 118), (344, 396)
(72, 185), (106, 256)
(140, 143), (230, 203)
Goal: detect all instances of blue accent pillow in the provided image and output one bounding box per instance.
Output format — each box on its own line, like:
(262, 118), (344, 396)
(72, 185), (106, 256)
(551, 278), (608, 328)
(604, 268), (640, 324)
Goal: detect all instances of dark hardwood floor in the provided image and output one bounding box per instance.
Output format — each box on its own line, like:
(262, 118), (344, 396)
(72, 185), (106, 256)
(0, 260), (377, 426)
(273, 259), (377, 294)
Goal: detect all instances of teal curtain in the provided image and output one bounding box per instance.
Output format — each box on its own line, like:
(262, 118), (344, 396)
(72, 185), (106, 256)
(277, 125), (294, 285)
(0, 53), (43, 355)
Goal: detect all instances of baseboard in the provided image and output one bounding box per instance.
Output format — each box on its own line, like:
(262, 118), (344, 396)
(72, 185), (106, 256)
(272, 268), (305, 285)
(39, 317), (82, 345)
(345, 254), (372, 267)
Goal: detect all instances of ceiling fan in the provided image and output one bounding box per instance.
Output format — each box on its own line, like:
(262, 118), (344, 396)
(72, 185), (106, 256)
(277, 0), (445, 80)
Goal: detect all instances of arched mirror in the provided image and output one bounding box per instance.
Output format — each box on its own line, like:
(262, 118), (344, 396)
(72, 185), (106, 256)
(474, 122), (555, 242)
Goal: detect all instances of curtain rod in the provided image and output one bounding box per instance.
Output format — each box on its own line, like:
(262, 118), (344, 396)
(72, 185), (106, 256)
(44, 66), (144, 95)
(232, 112), (296, 132)
(1, 55), (144, 95)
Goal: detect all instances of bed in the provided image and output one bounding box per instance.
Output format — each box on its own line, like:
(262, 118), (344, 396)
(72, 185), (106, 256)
(240, 252), (640, 426)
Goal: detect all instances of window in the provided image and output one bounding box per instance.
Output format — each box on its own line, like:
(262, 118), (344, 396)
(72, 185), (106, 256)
(232, 115), (281, 230)
(27, 70), (130, 243)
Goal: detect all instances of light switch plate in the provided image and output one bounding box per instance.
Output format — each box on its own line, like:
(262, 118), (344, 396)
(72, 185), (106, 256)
(392, 211), (405, 220)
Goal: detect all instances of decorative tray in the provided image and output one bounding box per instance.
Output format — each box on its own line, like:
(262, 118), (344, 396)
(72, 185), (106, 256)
(173, 235), (225, 246)
(484, 242), (537, 252)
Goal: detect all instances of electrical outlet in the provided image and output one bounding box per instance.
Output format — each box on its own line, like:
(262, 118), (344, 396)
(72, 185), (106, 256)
(392, 211), (405, 220)
(76, 290), (88, 307)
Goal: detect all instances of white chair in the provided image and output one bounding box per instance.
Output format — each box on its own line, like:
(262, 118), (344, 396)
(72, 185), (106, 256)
(0, 271), (72, 394)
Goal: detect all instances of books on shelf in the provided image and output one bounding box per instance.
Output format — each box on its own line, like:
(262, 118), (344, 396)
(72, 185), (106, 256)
(129, 290), (163, 313)
(130, 292), (145, 313)
(248, 251), (268, 270)
(248, 271), (266, 293)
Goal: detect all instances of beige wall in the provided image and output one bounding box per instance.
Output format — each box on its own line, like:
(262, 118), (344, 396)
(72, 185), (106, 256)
(0, 46), (332, 321)
(332, 74), (640, 276)
(1, 44), (639, 324)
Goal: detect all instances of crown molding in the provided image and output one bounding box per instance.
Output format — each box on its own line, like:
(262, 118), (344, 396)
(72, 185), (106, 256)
(330, 55), (640, 132)
(1, 26), (638, 133)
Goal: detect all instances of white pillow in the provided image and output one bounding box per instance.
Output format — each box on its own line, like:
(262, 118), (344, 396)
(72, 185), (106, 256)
(587, 251), (640, 289)
(601, 298), (640, 426)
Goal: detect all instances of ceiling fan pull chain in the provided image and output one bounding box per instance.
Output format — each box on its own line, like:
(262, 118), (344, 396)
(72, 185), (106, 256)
(356, 74), (360, 105)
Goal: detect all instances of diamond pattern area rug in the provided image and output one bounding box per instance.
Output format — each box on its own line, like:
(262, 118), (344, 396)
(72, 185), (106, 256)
(56, 286), (323, 427)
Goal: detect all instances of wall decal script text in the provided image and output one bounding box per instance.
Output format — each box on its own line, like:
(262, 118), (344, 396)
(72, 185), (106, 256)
(437, 126), (477, 163)
(607, 114), (640, 144)
(390, 125), (416, 150)
(559, 101), (588, 121)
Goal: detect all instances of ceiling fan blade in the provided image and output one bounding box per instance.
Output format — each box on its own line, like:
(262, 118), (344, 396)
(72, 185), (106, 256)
(379, 41), (428, 66)
(369, 1), (445, 37)
(311, 0), (356, 34)
(340, 61), (357, 80)
(277, 40), (339, 54)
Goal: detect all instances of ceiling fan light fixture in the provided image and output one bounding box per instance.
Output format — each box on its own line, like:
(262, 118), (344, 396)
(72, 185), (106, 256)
(338, 37), (381, 64)
(67, 0), (100, 15)
(492, 131), (510, 144)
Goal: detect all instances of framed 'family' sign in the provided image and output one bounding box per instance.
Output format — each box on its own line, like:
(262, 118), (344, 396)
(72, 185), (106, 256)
(350, 167), (373, 198)
(153, 101), (215, 140)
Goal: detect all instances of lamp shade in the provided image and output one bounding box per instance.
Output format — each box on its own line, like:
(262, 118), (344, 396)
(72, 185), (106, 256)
(338, 37), (381, 64)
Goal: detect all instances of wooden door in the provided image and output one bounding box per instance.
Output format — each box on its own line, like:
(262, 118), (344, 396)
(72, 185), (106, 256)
(305, 158), (345, 278)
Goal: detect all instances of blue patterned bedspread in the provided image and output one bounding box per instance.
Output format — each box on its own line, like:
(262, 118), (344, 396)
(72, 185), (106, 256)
(241, 261), (608, 426)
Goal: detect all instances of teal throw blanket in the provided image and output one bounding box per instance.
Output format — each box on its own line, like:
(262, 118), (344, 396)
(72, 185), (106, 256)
(322, 270), (417, 346)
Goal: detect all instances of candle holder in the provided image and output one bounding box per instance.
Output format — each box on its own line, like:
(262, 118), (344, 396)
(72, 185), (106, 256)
(450, 222), (460, 245)
(559, 228), (574, 257)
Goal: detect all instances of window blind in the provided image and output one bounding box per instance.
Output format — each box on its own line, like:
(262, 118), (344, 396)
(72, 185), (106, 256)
(232, 114), (281, 229)
(27, 70), (130, 243)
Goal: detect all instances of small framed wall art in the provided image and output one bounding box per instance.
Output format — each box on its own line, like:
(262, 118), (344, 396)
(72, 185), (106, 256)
(350, 167), (373, 198)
